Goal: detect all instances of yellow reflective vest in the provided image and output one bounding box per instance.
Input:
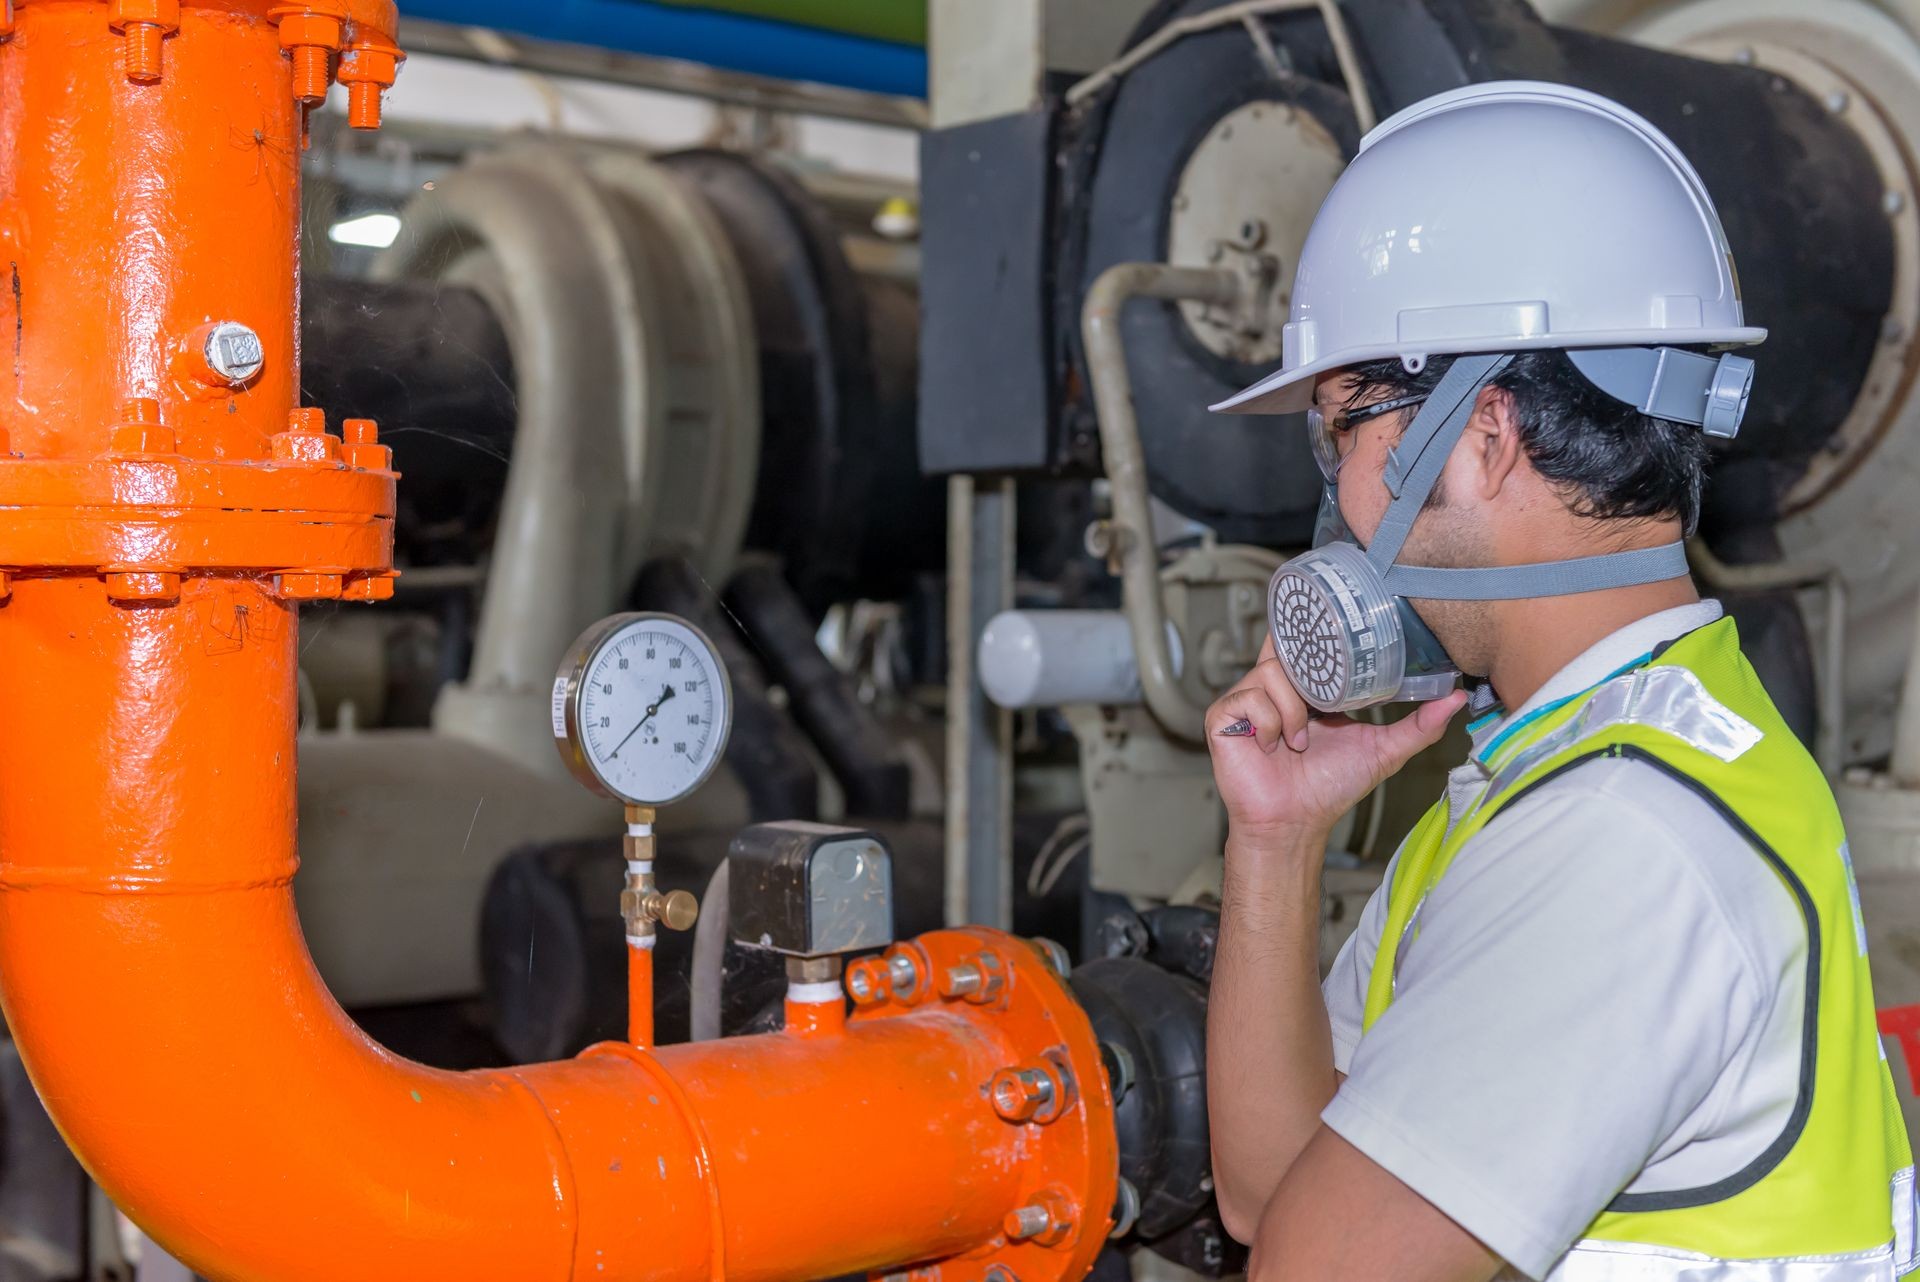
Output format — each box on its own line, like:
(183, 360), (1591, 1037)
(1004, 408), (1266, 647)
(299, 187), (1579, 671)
(1363, 618), (1917, 1279)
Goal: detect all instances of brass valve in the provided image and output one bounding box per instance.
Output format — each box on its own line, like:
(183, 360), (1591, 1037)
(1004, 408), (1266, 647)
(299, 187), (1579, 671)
(636, 888), (698, 933)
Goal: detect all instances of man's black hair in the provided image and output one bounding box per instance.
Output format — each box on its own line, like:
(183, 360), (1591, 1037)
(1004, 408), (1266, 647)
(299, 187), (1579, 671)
(1340, 350), (1708, 533)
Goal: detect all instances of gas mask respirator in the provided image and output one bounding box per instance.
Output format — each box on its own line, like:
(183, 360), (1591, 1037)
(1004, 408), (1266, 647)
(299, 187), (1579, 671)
(1267, 348), (1755, 713)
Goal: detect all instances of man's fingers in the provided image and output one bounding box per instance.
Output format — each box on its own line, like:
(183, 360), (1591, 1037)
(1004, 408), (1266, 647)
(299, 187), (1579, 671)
(1207, 686), (1289, 753)
(1249, 657), (1313, 751)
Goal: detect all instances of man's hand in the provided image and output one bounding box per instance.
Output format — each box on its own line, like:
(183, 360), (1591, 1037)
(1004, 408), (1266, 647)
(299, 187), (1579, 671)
(1206, 637), (1467, 845)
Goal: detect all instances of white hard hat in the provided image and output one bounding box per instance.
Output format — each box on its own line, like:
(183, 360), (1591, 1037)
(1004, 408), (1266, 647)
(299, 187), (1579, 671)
(1213, 81), (1766, 415)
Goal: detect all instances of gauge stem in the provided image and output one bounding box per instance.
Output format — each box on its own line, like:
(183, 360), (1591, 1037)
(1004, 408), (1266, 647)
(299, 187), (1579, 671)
(623, 804), (657, 1049)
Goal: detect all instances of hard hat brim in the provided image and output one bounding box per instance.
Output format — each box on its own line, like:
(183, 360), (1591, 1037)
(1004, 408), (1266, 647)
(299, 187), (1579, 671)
(1209, 326), (1768, 416)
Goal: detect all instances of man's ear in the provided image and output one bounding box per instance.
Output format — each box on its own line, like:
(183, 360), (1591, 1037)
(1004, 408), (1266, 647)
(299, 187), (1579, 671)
(1468, 384), (1525, 501)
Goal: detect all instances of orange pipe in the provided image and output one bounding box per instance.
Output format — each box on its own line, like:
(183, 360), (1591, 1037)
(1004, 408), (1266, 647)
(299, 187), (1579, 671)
(0, 572), (1116, 1282)
(0, 8), (1119, 1281)
(628, 942), (655, 1049)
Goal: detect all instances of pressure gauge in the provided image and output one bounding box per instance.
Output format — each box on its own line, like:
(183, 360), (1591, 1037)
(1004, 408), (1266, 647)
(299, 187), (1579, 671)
(552, 613), (734, 807)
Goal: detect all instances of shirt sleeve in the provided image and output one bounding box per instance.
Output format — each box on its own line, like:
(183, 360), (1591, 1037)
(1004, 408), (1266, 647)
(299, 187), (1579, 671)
(1320, 760), (1776, 1279)
(1323, 857), (1396, 1075)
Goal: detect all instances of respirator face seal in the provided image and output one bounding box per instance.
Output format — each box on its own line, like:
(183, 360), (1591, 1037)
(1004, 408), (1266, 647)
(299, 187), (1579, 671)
(1261, 347), (1745, 713)
(1268, 542), (1462, 714)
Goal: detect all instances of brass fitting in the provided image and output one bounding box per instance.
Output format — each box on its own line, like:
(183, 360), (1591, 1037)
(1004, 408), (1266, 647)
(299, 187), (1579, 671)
(108, 0), (181, 85)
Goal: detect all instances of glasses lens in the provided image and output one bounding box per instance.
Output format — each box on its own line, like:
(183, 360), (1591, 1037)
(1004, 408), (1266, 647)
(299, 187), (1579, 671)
(1308, 406), (1343, 481)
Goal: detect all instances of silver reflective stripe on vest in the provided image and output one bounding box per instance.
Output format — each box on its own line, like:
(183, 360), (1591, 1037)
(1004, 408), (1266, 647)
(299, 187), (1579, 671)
(1545, 1168), (1918, 1281)
(1550, 1238), (1897, 1281)
(1895, 1165), (1918, 1275)
(1483, 666), (1763, 809)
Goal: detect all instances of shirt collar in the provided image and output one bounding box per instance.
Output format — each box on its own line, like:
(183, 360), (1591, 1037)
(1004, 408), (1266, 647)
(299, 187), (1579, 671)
(1466, 600), (1726, 763)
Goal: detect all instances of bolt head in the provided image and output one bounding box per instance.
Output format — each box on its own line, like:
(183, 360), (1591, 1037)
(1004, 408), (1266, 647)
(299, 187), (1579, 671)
(1826, 90), (1851, 114)
(276, 572), (344, 601)
(105, 570), (181, 603)
(110, 423), (177, 455)
(984, 1267), (1017, 1282)
(340, 574), (395, 603)
(1887, 190), (1909, 217)
(204, 322), (265, 385)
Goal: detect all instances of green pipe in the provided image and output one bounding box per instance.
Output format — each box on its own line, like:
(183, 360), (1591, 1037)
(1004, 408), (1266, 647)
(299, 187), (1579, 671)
(649, 0), (925, 47)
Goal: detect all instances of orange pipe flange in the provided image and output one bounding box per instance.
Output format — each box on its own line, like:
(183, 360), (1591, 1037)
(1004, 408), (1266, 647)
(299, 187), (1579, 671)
(0, 6), (1122, 1282)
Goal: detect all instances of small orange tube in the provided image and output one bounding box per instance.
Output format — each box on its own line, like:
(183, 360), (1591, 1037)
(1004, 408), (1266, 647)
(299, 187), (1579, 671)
(628, 942), (655, 1049)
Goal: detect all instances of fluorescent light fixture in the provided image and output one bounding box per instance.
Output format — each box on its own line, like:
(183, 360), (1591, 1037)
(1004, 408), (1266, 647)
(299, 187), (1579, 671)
(328, 212), (402, 249)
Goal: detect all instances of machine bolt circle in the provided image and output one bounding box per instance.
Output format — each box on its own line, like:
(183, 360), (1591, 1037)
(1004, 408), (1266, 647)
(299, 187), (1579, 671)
(990, 1067), (1055, 1122)
(1098, 1041), (1135, 1103)
(347, 80), (382, 130)
(941, 951), (1006, 1003)
(941, 962), (982, 998)
(847, 967), (875, 1000)
(1887, 190), (1909, 217)
(1030, 937), (1071, 978)
(105, 570), (181, 603)
(885, 950), (921, 997)
(203, 322), (266, 386)
(984, 1268), (1017, 1282)
(290, 43), (333, 104)
(1110, 1179), (1141, 1239)
(124, 22), (164, 83)
(1004, 1203), (1052, 1241)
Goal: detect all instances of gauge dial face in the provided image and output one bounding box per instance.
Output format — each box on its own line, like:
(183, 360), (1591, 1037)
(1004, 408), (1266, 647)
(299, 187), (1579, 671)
(554, 614), (733, 806)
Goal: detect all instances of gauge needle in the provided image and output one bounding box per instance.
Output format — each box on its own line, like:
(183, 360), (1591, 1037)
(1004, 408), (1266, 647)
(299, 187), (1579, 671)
(609, 685), (675, 759)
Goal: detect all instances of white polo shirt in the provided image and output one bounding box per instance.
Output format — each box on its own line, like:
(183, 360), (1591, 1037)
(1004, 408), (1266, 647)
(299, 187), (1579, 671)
(1320, 601), (1809, 1280)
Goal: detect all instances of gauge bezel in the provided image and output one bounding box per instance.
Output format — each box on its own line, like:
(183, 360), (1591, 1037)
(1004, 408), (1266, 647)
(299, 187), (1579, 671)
(552, 611), (735, 806)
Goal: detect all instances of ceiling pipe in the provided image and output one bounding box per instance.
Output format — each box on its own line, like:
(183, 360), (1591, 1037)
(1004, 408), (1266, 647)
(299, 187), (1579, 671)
(0, 5), (1114, 1280)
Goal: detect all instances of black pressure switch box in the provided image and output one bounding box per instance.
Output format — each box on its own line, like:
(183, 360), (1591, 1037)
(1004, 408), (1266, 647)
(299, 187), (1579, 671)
(727, 822), (895, 958)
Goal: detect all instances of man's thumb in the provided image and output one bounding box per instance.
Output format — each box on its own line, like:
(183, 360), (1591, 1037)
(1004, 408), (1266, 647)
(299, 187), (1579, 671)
(1378, 689), (1469, 769)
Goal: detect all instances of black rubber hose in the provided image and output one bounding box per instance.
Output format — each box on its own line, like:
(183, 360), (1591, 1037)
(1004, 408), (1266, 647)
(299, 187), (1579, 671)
(630, 556), (819, 822)
(722, 563), (912, 820)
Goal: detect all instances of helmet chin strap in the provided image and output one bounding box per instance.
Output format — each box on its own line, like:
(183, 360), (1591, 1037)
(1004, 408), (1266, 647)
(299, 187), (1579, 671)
(1358, 353), (1690, 602)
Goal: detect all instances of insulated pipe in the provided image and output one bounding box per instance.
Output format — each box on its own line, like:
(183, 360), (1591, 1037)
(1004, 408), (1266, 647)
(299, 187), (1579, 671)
(1081, 263), (1243, 743)
(0, 6), (1116, 1281)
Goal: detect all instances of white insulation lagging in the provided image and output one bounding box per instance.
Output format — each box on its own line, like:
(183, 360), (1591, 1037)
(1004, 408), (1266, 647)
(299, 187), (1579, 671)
(690, 860), (730, 1042)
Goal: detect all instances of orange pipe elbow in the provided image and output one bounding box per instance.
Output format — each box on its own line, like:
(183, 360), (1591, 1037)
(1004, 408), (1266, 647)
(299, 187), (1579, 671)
(0, 579), (1114, 1280)
(0, 6), (1119, 1281)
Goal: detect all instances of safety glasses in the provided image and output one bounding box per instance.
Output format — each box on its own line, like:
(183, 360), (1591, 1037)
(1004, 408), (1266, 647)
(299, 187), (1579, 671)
(1307, 393), (1430, 481)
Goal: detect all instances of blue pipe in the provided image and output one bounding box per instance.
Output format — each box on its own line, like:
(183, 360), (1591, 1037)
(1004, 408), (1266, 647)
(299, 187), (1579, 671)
(401, 0), (928, 98)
